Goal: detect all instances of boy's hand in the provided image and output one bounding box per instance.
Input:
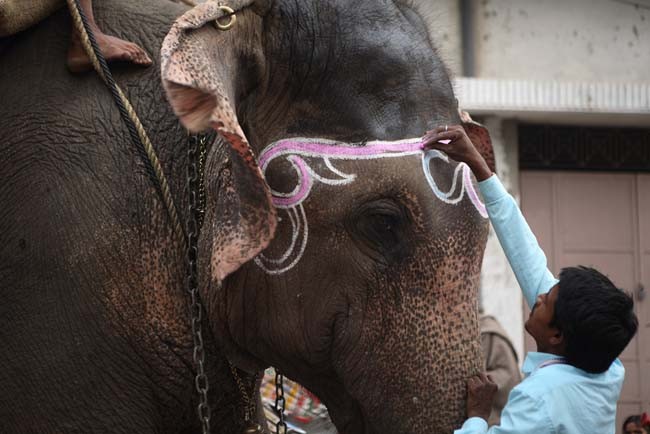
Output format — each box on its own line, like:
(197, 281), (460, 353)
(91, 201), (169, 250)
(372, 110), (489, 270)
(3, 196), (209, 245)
(422, 125), (493, 182)
(466, 373), (498, 421)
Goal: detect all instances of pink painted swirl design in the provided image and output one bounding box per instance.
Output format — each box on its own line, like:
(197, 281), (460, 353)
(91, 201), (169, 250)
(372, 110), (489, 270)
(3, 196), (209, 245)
(254, 137), (488, 275)
(258, 137), (487, 217)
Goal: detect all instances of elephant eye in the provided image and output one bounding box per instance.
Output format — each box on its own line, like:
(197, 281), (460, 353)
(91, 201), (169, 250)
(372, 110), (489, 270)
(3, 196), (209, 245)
(349, 199), (412, 264)
(365, 213), (399, 238)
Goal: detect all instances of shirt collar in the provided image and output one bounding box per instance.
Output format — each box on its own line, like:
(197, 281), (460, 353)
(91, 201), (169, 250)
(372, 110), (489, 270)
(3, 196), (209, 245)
(522, 352), (566, 375)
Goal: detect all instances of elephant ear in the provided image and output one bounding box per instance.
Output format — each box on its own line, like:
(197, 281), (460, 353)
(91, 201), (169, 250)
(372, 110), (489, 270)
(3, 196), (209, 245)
(460, 110), (496, 173)
(161, 1), (276, 281)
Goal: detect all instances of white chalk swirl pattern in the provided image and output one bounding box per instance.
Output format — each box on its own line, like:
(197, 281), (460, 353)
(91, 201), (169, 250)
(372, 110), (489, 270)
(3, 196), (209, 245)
(254, 137), (487, 274)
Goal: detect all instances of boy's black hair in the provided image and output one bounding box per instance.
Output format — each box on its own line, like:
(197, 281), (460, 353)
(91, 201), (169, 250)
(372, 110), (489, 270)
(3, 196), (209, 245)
(622, 414), (642, 433)
(553, 266), (638, 374)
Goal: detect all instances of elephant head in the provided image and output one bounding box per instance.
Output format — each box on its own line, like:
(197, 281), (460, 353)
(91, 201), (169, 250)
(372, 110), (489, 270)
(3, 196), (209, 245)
(161, 1), (494, 433)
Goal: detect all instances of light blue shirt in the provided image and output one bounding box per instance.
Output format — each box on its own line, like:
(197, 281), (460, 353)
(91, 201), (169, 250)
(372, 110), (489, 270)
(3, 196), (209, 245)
(454, 175), (625, 434)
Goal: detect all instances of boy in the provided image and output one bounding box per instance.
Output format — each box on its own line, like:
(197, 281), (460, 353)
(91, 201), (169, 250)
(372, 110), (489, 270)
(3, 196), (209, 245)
(423, 124), (638, 434)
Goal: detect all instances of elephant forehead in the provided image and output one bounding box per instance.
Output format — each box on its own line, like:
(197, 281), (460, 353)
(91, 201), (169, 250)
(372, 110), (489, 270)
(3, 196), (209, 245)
(257, 137), (425, 168)
(253, 136), (487, 276)
(257, 136), (486, 215)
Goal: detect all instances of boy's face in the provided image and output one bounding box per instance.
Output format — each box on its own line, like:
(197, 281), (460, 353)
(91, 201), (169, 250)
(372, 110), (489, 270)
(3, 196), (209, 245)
(525, 284), (565, 354)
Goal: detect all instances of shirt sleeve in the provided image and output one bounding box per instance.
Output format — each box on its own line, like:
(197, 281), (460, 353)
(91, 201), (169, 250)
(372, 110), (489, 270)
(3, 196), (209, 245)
(454, 417), (489, 434)
(491, 387), (554, 434)
(454, 387), (554, 434)
(478, 175), (558, 309)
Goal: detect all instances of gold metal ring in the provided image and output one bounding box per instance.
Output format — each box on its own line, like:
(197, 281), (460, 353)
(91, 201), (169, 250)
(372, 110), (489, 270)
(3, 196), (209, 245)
(214, 5), (236, 30)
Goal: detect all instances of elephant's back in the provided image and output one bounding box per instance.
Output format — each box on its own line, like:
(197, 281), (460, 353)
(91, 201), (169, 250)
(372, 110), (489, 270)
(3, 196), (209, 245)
(0, 2), (193, 423)
(0, 1), (187, 296)
(0, 0), (187, 177)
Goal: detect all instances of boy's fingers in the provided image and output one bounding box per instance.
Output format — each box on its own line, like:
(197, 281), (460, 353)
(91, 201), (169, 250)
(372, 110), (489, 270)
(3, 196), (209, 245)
(423, 131), (460, 146)
(480, 372), (496, 387)
(425, 125), (459, 137)
(422, 140), (450, 152)
(423, 131), (455, 141)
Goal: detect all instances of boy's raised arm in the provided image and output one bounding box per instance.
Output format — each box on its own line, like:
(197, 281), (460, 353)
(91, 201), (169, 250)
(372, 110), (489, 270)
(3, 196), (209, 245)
(423, 125), (558, 307)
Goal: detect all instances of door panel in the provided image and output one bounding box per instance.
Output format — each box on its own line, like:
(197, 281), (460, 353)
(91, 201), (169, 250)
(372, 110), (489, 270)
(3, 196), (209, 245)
(559, 252), (636, 290)
(521, 171), (648, 433)
(639, 175), (650, 413)
(520, 173), (556, 355)
(556, 174), (636, 253)
(520, 174), (555, 258)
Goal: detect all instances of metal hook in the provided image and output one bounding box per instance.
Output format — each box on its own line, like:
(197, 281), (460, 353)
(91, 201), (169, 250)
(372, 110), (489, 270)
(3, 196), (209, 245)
(214, 5), (237, 30)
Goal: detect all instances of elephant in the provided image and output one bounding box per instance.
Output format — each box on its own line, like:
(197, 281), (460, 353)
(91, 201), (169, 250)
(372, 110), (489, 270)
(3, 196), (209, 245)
(0, 0), (495, 433)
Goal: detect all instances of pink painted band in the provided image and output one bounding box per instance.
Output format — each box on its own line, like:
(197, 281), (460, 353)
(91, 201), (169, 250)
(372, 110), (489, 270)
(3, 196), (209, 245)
(258, 137), (486, 217)
(259, 138), (425, 171)
(463, 165), (488, 218)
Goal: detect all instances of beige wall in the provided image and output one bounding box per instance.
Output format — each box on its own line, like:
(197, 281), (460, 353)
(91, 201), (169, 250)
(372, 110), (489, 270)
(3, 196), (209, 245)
(470, 0), (650, 81)
(429, 0), (464, 78)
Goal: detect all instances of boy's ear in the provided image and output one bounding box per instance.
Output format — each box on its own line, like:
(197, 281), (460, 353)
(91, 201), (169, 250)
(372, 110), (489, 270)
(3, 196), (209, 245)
(549, 329), (564, 347)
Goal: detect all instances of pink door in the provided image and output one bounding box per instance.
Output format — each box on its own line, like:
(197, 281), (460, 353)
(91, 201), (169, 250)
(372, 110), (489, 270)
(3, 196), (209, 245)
(521, 171), (650, 433)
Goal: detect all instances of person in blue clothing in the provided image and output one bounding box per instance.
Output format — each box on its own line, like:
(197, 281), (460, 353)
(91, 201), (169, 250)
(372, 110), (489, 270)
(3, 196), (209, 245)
(422, 124), (638, 434)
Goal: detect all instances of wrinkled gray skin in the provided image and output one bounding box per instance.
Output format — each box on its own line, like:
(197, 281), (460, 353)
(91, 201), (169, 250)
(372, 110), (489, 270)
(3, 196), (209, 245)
(0, 0), (489, 433)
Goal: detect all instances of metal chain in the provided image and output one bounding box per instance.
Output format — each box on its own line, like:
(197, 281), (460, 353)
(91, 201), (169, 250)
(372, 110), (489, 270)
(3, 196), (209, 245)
(196, 142), (208, 229)
(274, 370), (287, 434)
(187, 134), (211, 434)
(186, 2), (237, 430)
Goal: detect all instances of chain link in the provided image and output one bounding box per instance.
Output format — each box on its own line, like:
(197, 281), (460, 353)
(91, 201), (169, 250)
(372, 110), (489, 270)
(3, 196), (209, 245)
(187, 134), (211, 434)
(196, 142), (208, 229)
(274, 370), (287, 434)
